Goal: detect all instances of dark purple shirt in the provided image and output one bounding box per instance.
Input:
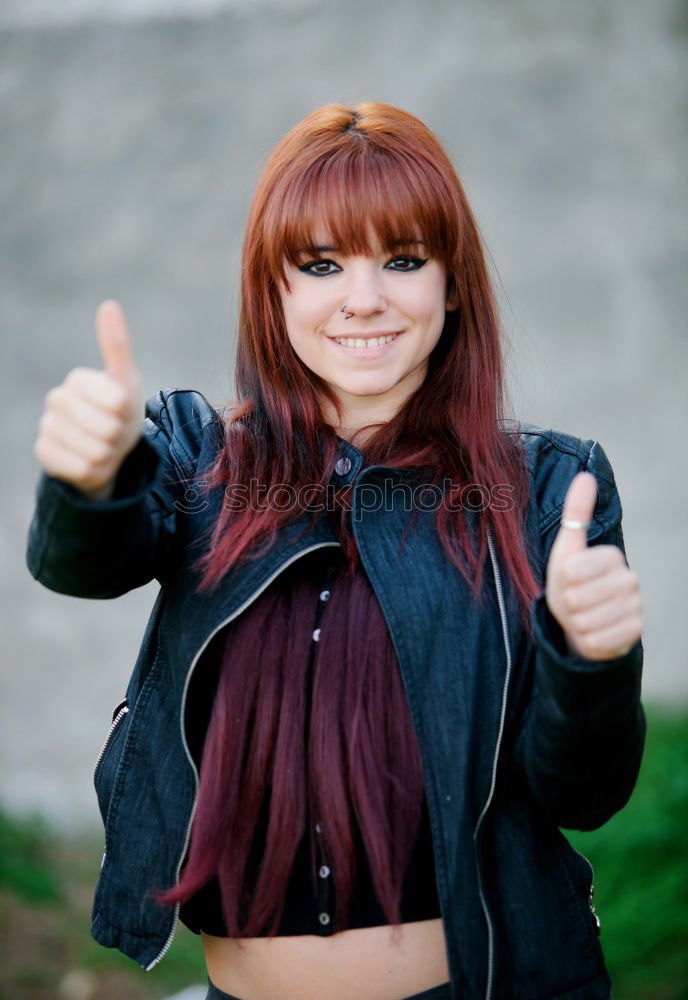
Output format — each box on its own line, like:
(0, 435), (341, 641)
(179, 550), (440, 938)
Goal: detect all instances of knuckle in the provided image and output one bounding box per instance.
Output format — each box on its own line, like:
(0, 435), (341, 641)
(91, 439), (113, 465)
(569, 610), (589, 634)
(74, 455), (94, 482)
(578, 636), (595, 658)
(99, 419), (120, 445)
(562, 588), (579, 614)
(32, 437), (46, 463)
(37, 409), (51, 434)
(100, 413), (122, 447)
(64, 366), (88, 386)
(44, 385), (61, 407)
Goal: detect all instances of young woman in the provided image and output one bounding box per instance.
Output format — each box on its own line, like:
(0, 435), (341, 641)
(27, 103), (645, 1000)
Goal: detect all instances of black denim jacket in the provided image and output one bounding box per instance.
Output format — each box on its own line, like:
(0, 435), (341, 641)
(25, 388), (645, 1000)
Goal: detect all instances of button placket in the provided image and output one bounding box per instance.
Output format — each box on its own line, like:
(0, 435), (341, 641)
(309, 556), (342, 936)
(313, 820), (333, 934)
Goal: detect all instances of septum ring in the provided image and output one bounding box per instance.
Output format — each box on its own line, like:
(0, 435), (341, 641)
(340, 303), (355, 320)
(561, 519), (590, 531)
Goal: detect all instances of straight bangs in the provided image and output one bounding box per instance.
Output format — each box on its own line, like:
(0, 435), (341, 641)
(261, 143), (463, 283)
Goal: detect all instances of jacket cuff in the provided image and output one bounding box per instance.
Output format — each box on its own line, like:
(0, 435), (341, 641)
(26, 436), (165, 594)
(41, 434), (162, 509)
(531, 592), (642, 675)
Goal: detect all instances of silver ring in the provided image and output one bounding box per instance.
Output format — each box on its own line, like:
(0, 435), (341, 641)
(561, 519), (590, 530)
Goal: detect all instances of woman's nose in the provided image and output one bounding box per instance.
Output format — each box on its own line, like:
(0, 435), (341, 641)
(342, 266), (388, 316)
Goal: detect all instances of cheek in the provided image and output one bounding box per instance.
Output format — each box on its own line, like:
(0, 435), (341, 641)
(281, 300), (327, 369)
(282, 288), (330, 338)
(408, 281), (449, 328)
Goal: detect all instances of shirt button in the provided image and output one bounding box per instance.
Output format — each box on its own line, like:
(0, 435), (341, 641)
(312, 628), (321, 642)
(319, 912), (331, 925)
(334, 457), (352, 476)
(315, 822), (323, 833)
(319, 589), (330, 602)
(318, 865), (331, 879)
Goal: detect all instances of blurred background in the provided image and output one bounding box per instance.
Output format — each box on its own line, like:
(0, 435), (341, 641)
(2, 0), (686, 996)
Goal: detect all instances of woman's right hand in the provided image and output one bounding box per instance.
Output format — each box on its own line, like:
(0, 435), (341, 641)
(33, 300), (145, 501)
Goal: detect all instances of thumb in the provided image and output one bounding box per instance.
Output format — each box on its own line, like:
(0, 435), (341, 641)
(550, 471), (598, 561)
(96, 300), (139, 384)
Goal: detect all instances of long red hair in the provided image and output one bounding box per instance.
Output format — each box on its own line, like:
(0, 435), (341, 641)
(159, 553), (426, 935)
(193, 102), (539, 616)
(159, 103), (541, 934)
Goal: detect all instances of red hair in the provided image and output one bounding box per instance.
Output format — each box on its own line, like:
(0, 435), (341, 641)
(159, 554), (425, 935)
(193, 102), (540, 618)
(159, 103), (541, 933)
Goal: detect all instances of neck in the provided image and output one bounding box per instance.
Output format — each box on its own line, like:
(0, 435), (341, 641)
(325, 399), (396, 447)
(321, 379), (423, 446)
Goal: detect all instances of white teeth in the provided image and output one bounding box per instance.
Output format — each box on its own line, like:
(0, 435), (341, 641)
(334, 334), (396, 349)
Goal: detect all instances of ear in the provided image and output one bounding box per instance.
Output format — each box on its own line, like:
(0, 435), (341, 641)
(445, 278), (460, 312)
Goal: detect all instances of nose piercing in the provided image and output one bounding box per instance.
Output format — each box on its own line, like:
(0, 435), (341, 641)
(340, 304), (355, 320)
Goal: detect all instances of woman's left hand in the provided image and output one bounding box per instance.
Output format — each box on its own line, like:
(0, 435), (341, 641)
(545, 472), (644, 661)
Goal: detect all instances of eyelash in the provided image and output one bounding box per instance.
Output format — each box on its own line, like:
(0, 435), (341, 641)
(297, 255), (429, 276)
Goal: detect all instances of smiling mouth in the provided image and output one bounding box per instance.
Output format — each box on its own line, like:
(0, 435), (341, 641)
(332, 333), (399, 349)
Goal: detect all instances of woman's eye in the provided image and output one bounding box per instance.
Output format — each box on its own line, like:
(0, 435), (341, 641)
(297, 259), (341, 276)
(386, 255), (428, 271)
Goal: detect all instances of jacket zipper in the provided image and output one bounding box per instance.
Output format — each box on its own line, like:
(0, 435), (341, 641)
(93, 701), (129, 785)
(145, 540), (341, 971)
(472, 528), (512, 1000)
(572, 847), (600, 932)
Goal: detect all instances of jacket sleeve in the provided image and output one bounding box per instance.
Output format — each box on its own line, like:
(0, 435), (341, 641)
(25, 388), (216, 599)
(514, 436), (646, 831)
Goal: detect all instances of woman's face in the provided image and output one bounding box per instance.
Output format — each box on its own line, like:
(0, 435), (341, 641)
(279, 232), (457, 428)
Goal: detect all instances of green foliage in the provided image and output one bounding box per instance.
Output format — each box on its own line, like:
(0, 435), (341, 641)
(0, 812), (205, 998)
(0, 806), (62, 903)
(568, 706), (688, 1000)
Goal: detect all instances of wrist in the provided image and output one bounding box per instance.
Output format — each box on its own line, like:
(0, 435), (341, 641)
(80, 479), (115, 502)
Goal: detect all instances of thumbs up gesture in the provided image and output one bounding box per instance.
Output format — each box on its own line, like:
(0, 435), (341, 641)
(545, 472), (644, 660)
(33, 301), (144, 501)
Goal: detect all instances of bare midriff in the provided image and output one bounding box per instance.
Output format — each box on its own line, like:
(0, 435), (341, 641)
(202, 918), (449, 1000)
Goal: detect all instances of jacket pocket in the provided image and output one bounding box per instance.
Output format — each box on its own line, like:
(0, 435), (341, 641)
(93, 698), (130, 825)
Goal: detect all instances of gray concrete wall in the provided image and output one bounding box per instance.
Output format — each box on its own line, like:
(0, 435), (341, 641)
(2, 0), (686, 829)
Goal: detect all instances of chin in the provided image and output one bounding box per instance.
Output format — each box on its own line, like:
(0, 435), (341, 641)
(342, 377), (399, 395)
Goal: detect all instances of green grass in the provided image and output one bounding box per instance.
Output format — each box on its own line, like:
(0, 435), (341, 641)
(0, 813), (206, 999)
(567, 706), (688, 1000)
(0, 809), (62, 904)
(0, 703), (685, 999)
